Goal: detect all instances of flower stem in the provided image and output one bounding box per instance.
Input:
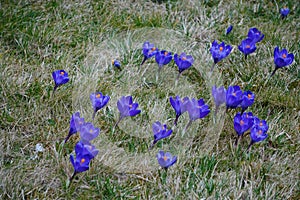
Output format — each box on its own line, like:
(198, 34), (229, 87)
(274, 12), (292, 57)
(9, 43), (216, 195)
(92, 111), (96, 121)
(210, 63), (215, 72)
(156, 66), (162, 83)
(246, 141), (254, 153)
(270, 67), (279, 77)
(113, 115), (123, 130)
(184, 120), (193, 133)
(234, 135), (241, 146)
(69, 171), (76, 184)
(140, 56), (147, 66)
(175, 72), (181, 87)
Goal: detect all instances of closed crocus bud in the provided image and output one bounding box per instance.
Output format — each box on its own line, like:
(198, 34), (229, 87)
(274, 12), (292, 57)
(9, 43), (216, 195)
(212, 85), (227, 108)
(226, 25), (233, 35)
(280, 6), (290, 18)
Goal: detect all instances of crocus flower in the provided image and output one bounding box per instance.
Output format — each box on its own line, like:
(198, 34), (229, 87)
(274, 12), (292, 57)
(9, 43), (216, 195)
(212, 85), (226, 113)
(185, 98), (210, 131)
(149, 121), (172, 149)
(112, 59), (121, 68)
(247, 127), (268, 151)
(226, 85), (243, 109)
(238, 38), (257, 59)
(234, 112), (254, 136)
(79, 122), (100, 144)
(52, 70), (69, 92)
(155, 50), (173, 68)
(90, 92), (110, 120)
(247, 27), (264, 43)
(271, 46), (294, 76)
(210, 40), (232, 71)
(174, 52), (194, 76)
(141, 41), (159, 65)
(226, 25), (233, 35)
(69, 141), (98, 182)
(253, 117), (269, 133)
(75, 141), (99, 158)
(115, 96), (141, 127)
(233, 112), (254, 145)
(280, 7), (290, 18)
(156, 150), (177, 170)
(169, 96), (189, 125)
(240, 90), (255, 112)
(65, 112), (85, 143)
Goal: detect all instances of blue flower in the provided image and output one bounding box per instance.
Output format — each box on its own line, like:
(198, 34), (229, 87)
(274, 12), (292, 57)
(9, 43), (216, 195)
(271, 46), (294, 76)
(253, 116), (269, 133)
(117, 96), (141, 118)
(52, 70), (69, 92)
(233, 112), (254, 136)
(169, 96), (189, 125)
(65, 112), (85, 143)
(90, 92), (110, 120)
(210, 40), (232, 64)
(240, 90), (255, 112)
(155, 50), (173, 68)
(226, 86), (243, 109)
(250, 127), (268, 144)
(156, 150), (177, 170)
(226, 25), (233, 35)
(248, 27), (264, 43)
(186, 98), (210, 121)
(280, 7), (290, 18)
(212, 85), (227, 108)
(174, 53), (194, 73)
(112, 59), (121, 68)
(238, 38), (257, 58)
(152, 121), (172, 145)
(141, 42), (159, 65)
(79, 122), (100, 144)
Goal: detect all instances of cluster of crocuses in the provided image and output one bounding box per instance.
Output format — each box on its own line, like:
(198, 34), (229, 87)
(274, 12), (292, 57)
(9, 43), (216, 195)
(212, 85), (268, 150)
(65, 112), (100, 182)
(210, 27), (294, 76)
(141, 41), (194, 80)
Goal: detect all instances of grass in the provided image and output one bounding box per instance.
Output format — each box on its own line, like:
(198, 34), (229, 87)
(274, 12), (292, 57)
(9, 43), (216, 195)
(0, 0), (299, 199)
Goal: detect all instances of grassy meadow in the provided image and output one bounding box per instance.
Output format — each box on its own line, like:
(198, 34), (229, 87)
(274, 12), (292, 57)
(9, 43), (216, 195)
(0, 0), (299, 199)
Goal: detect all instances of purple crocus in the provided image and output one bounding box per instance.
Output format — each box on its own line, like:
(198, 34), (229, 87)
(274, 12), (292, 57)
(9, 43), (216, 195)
(240, 90), (255, 113)
(90, 92), (110, 120)
(212, 85), (226, 113)
(169, 96), (189, 125)
(253, 117), (269, 133)
(141, 41), (159, 65)
(52, 70), (69, 92)
(79, 122), (100, 144)
(247, 127), (268, 151)
(280, 7), (290, 19)
(226, 25), (233, 35)
(271, 46), (294, 76)
(210, 40), (232, 71)
(226, 85), (243, 109)
(150, 121), (172, 149)
(238, 38), (257, 59)
(115, 96), (141, 128)
(65, 112), (85, 143)
(185, 98), (210, 131)
(75, 141), (99, 158)
(174, 53), (194, 78)
(112, 59), (121, 68)
(155, 50), (173, 68)
(248, 27), (264, 43)
(233, 112), (254, 145)
(156, 150), (177, 170)
(69, 141), (98, 182)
